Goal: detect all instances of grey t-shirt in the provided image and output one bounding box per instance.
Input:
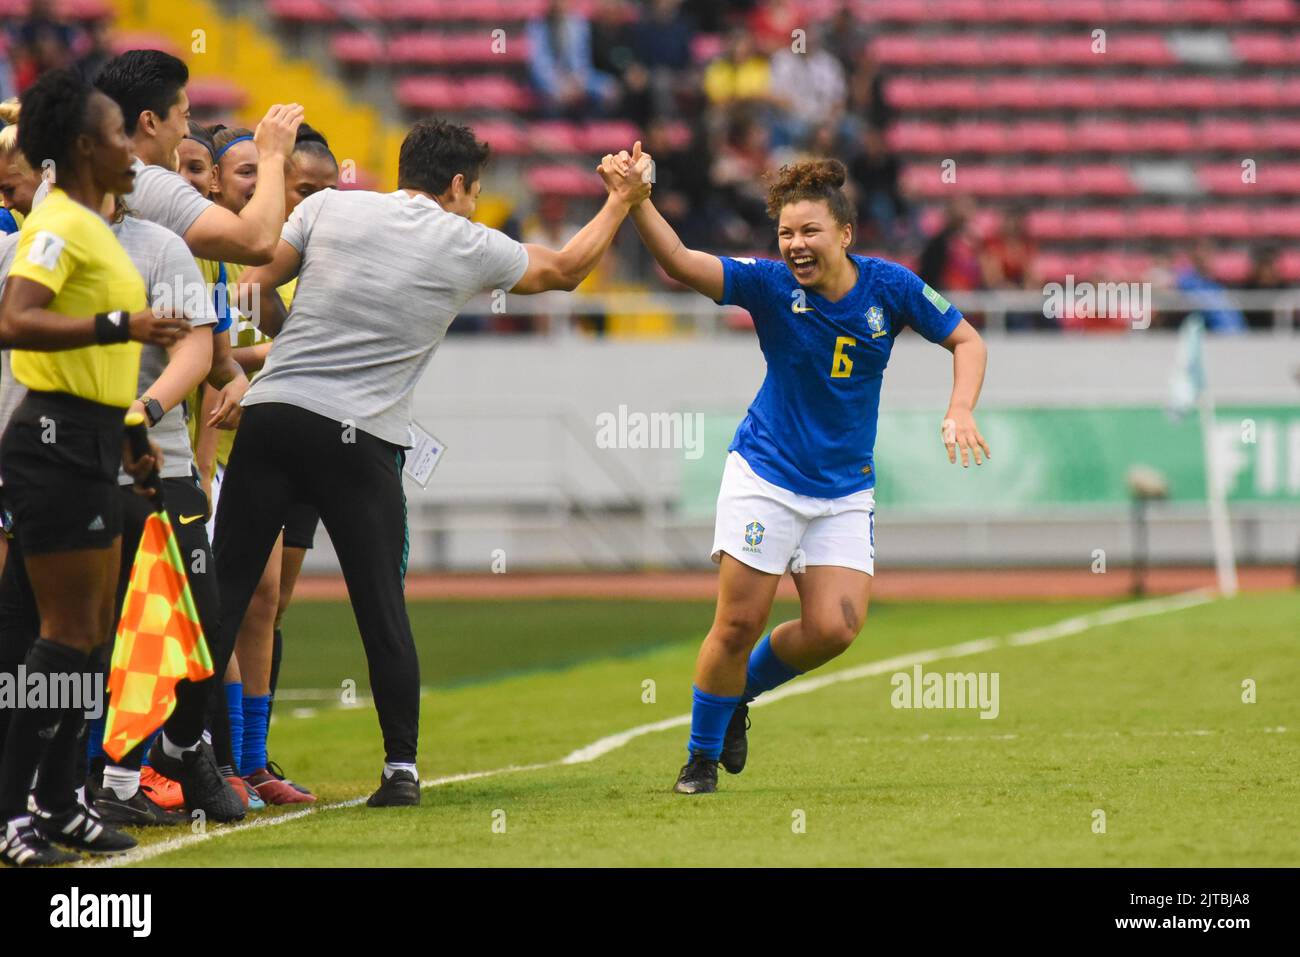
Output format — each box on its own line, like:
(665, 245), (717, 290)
(123, 157), (213, 238)
(111, 216), (217, 482)
(244, 189), (530, 447)
(33, 159), (212, 239)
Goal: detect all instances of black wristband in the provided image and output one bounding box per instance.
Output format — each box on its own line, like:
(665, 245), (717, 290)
(94, 310), (130, 344)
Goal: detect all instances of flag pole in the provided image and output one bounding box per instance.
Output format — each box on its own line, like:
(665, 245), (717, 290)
(1198, 387), (1239, 598)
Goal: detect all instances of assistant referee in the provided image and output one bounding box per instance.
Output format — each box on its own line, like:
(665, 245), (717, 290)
(0, 69), (188, 867)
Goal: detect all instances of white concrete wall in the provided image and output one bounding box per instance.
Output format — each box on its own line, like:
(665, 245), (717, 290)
(300, 332), (1300, 571)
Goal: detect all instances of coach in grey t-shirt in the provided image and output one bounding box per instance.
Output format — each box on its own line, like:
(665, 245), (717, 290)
(244, 188), (528, 447)
(111, 214), (217, 483)
(209, 118), (653, 805)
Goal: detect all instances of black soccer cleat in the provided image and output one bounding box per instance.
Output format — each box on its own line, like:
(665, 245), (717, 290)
(720, 701), (750, 775)
(89, 780), (186, 827)
(150, 738), (245, 822)
(367, 770), (421, 807)
(31, 801), (137, 855)
(0, 815), (81, 867)
(673, 752), (719, 794)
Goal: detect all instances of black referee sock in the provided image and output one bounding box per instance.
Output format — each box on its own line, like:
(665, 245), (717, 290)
(0, 638), (89, 819)
(34, 698), (88, 813)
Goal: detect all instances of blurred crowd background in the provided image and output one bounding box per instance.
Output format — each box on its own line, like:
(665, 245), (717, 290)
(4, 0), (1300, 334)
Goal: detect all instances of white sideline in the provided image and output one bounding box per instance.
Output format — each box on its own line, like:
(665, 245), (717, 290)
(90, 588), (1215, 867)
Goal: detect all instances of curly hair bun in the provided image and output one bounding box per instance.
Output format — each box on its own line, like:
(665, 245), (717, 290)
(765, 158), (854, 225)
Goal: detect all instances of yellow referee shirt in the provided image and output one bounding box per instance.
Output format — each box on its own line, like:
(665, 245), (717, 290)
(9, 188), (145, 408)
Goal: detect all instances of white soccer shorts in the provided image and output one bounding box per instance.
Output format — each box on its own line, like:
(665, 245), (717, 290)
(710, 451), (876, 576)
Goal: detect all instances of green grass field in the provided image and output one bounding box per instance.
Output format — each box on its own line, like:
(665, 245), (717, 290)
(118, 590), (1299, 867)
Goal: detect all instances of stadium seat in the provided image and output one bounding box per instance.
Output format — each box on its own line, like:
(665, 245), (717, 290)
(525, 165), (606, 198)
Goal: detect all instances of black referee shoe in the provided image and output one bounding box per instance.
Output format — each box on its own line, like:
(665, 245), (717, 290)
(89, 781), (186, 827)
(31, 801), (137, 855)
(367, 770), (420, 807)
(720, 701), (750, 775)
(1, 815), (81, 867)
(673, 752), (719, 794)
(148, 738), (245, 822)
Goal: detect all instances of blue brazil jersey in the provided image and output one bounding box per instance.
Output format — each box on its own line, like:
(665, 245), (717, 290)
(717, 253), (962, 498)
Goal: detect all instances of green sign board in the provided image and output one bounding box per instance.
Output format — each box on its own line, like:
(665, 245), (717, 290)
(681, 405), (1300, 515)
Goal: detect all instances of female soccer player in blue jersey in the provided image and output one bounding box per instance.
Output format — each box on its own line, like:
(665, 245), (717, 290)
(603, 155), (991, 793)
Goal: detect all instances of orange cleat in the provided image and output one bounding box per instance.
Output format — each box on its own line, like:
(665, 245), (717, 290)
(140, 767), (185, 811)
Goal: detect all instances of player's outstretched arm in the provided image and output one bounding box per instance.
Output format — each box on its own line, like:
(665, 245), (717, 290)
(238, 239), (301, 339)
(511, 142), (652, 295)
(626, 196), (724, 302)
(939, 318), (991, 467)
(182, 103), (305, 265)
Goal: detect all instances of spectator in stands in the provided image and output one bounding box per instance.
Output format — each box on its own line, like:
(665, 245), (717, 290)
(525, 0), (619, 119)
(642, 117), (710, 249)
(703, 30), (772, 108)
(589, 0), (648, 123)
(709, 109), (772, 249)
(1240, 245), (1284, 331)
(748, 0), (803, 55)
(849, 127), (905, 247)
(768, 27), (847, 148)
(1176, 239), (1245, 334)
(626, 0), (697, 120)
(918, 197), (985, 321)
(8, 0), (76, 91)
(74, 18), (113, 83)
(981, 208), (1042, 330)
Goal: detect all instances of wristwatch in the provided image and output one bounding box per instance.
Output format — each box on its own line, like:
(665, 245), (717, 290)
(140, 395), (164, 427)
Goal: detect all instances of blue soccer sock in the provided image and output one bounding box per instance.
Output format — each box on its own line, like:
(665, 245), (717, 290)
(241, 693), (270, 776)
(225, 682), (244, 775)
(686, 686), (742, 759)
(85, 714), (105, 766)
(742, 633), (802, 702)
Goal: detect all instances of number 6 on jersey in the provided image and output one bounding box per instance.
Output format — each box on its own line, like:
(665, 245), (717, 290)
(830, 335), (855, 378)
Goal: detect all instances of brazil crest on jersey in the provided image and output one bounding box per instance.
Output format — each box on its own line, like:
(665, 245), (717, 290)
(717, 254), (962, 498)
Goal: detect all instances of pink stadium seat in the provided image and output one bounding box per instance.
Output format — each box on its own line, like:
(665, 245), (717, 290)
(110, 32), (180, 57)
(527, 121), (583, 154)
(690, 33), (724, 65)
(1139, 120), (1195, 152)
(1009, 165), (1068, 195)
(1276, 250), (1300, 281)
(1256, 206), (1300, 236)
(1219, 77), (1281, 108)
(949, 121), (1009, 153)
(1195, 119), (1259, 151)
(331, 32), (384, 65)
(1259, 119), (1300, 149)
(1072, 165), (1135, 196)
(525, 165), (605, 198)
(1074, 121), (1135, 153)
(1009, 120), (1072, 153)
(1233, 33), (1292, 62)
(1210, 250), (1252, 283)
(268, 0), (350, 22)
(54, 0), (111, 17)
(983, 77), (1048, 110)
(472, 120), (529, 155)
(1195, 164), (1257, 195)
(579, 121), (643, 154)
(1134, 206), (1192, 238)
(1193, 206), (1254, 238)
(187, 78), (246, 112)
(871, 35), (928, 66)
(888, 123), (949, 153)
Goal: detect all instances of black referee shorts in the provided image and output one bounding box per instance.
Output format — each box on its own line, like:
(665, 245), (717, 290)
(213, 402), (418, 764)
(0, 390), (125, 555)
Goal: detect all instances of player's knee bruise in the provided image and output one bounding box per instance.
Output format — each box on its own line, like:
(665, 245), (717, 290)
(805, 599), (862, 655)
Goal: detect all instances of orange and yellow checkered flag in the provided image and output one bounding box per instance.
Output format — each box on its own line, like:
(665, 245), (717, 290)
(103, 510), (213, 761)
